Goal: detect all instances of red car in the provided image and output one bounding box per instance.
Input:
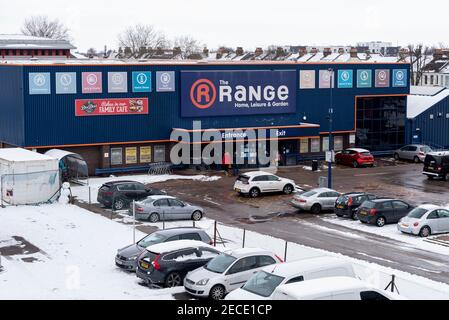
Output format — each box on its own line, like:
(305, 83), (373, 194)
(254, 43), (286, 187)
(335, 148), (375, 168)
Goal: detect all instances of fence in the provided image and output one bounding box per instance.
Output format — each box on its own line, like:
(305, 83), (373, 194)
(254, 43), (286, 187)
(148, 162), (173, 175)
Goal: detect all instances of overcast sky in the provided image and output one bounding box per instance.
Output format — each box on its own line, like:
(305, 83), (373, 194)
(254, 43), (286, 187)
(1, 0), (448, 52)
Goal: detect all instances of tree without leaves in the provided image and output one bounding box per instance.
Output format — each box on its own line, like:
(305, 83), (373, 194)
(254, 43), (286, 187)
(21, 15), (70, 40)
(407, 44), (432, 86)
(173, 35), (201, 59)
(118, 24), (169, 56)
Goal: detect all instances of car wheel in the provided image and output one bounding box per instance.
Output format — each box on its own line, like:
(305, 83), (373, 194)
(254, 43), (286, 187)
(419, 226), (431, 238)
(351, 212), (359, 220)
(192, 210), (203, 221)
(352, 161), (358, 168)
(311, 204), (322, 214)
(444, 173), (449, 181)
(113, 198), (127, 211)
(165, 272), (182, 288)
(413, 156), (420, 163)
(360, 220), (367, 224)
(249, 188), (260, 198)
(283, 184), (294, 195)
(427, 176), (434, 180)
(209, 285), (226, 301)
(376, 216), (386, 227)
(394, 153), (400, 161)
(148, 213), (160, 223)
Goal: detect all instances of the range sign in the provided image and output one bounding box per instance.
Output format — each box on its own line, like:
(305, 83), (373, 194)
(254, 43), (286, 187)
(75, 98), (149, 117)
(181, 70), (297, 117)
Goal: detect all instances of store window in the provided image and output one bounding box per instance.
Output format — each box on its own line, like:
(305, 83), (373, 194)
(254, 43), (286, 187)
(300, 139), (309, 153)
(154, 145), (166, 162)
(322, 137), (329, 152)
(111, 148), (123, 166)
(334, 136), (344, 151)
(311, 138), (320, 153)
(140, 146), (152, 163)
(125, 147), (137, 164)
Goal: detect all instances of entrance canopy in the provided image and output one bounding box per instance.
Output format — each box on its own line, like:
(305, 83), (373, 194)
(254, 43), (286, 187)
(45, 149), (88, 182)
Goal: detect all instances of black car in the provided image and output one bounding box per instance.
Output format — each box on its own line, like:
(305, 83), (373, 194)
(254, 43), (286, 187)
(136, 240), (220, 288)
(335, 192), (377, 220)
(423, 152), (449, 181)
(97, 180), (166, 210)
(357, 199), (414, 227)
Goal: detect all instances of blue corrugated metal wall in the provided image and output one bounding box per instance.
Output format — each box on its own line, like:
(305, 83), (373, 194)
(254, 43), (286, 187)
(10, 63), (410, 147)
(0, 65), (25, 146)
(410, 95), (449, 149)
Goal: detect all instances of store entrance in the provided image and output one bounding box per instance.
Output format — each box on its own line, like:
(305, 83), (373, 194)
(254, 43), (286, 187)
(279, 140), (298, 166)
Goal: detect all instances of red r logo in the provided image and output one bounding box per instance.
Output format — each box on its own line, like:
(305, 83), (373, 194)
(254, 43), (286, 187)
(190, 79), (217, 109)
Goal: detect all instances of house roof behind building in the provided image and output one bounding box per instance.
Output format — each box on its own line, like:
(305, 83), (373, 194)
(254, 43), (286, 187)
(408, 86), (449, 118)
(0, 34), (76, 50)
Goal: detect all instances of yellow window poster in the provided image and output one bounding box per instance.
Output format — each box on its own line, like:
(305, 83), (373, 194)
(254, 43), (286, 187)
(140, 146), (152, 163)
(125, 147), (137, 164)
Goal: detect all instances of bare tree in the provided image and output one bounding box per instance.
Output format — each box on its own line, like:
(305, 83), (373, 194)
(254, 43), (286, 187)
(173, 35), (201, 58)
(408, 44), (431, 86)
(86, 48), (97, 58)
(118, 24), (169, 56)
(21, 15), (70, 40)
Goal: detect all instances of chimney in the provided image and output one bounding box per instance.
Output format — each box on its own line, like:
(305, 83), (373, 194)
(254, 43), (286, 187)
(203, 47), (209, 56)
(310, 47), (318, 55)
(298, 47), (307, 56)
(350, 47), (358, 58)
(236, 47), (244, 56)
(338, 48), (345, 55)
(323, 47), (332, 57)
(255, 47), (263, 56)
(399, 48), (409, 60)
(139, 46), (147, 55)
(276, 47), (285, 57)
(124, 47), (132, 56)
(434, 49), (443, 60)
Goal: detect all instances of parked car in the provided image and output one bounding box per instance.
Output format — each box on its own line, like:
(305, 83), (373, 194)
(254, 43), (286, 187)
(357, 199), (414, 227)
(97, 181), (166, 210)
(398, 204), (449, 237)
(271, 276), (404, 300)
(129, 196), (204, 222)
(225, 256), (355, 300)
(184, 248), (282, 300)
(233, 171), (296, 198)
(115, 227), (213, 271)
(423, 151), (449, 181)
(291, 188), (341, 214)
(136, 240), (221, 288)
(335, 148), (375, 168)
(335, 192), (378, 220)
(394, 144), (432, 163)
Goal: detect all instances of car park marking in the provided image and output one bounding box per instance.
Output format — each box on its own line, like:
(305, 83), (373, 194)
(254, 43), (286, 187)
(353, 172), (390, 177)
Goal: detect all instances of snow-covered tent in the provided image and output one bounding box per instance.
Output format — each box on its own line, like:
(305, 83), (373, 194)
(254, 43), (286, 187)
(0, 148), (60, 205)
(44, 149), (89, 183)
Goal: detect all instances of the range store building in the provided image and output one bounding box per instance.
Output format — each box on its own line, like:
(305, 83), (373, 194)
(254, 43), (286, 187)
(0, 61), (409, 175)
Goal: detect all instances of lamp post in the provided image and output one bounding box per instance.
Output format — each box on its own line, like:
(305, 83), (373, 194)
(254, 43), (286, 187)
(327, 68), (334, 189)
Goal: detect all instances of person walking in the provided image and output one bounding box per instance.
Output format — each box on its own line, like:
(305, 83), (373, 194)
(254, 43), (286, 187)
(223, 152), (231, 176)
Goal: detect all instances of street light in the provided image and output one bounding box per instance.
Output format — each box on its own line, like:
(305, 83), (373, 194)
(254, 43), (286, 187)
(327, 68), (334, 189)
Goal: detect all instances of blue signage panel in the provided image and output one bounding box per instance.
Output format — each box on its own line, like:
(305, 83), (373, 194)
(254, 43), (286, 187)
(338, 70), (353, 88)
(56, 72), (77, 94)
(357, 70), (372, 88)
(29, 73), (51, 95)
(132, 71), (152, 92)
(180, 70), (297, 117)
(393, 69), (408, 87)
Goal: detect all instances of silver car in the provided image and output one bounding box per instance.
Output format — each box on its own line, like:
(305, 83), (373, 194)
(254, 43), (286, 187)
(291, 188), (341, 214)
(398, 204), (449, 237)
(129, 195), (204, 222)
(394, 144), (432, 163)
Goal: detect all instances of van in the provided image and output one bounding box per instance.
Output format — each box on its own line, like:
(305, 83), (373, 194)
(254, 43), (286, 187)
(272, 276), (404, 300)
(423, 152), (449, 181)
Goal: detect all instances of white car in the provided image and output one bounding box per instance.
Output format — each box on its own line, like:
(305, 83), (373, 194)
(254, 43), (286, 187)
(233, 171), (296, 198)
(272, 276), (405, 300)
(291, 188), (341, 214)
(184, 248), (282, 300)
(225, 256), (355, 300)
(398, 204), (449, 237)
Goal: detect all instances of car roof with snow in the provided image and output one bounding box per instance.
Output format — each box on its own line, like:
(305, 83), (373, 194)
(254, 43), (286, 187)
(241, 171), (277, 177)
(104, 180), (143, 186)
(346, 148), (370, 153)
(223, 247), (273, 258)
(146, 240), (215, 253)
(416, 204), (443, 211)
(427, 151), (449, 157)
(144, 195), (176, 201)
(153, 227), (207, 236)
(307, 188), (337, 193)
(262, 256), (352, 277)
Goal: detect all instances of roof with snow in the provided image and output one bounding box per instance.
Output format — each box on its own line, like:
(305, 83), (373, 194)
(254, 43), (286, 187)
(0, 148), (57, 162)
(0, 34), (76, 50)
(407, 86), (449, 118)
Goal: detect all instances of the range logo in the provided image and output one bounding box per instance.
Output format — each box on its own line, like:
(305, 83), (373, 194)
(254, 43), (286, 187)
(190, 79), (217, 109)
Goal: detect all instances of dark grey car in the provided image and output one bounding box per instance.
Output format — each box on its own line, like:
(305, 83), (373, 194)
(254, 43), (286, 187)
(115, 227), (213, 271)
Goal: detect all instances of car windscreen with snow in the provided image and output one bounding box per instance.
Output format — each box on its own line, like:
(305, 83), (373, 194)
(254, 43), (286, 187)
(301, 191), (317, 197)
(204, 254), (237, 274)
(242, 271), (285, 297)
(137, 233), (167, 248)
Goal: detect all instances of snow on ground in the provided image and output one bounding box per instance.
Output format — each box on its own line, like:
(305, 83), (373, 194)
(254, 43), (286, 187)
(2, 202), (449, 300)
(322, 215), (449, 257)
(72, 174), (221, 203)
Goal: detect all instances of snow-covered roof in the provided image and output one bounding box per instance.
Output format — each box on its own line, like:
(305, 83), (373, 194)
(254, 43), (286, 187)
(146, 240), (214, 253)
(0, 34), (76, 50)
(0, 148), (56, 162)
(407, 87), (449, 118)
(410, 86), (446, 96)
(45, 149), (77, 161)
(223, 247), (273, 258)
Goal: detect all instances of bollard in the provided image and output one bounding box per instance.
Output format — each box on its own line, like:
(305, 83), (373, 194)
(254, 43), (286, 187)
(88, 186), (91, 206)
(284, 241), (288, 262)
(242, 229), (246, 248)
(214, 221), (217, 247)
(133, 200), (136, 244)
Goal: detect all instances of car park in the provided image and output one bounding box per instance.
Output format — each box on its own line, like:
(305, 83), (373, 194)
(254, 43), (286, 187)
(129, 196), (204, 222)
(136, 240), (220, 288)
(398, 205), (449, 237)
(225, 256), (356, 300)
(335, 192), (378, 220)
(97, 181), (166, 210)
(291, 188), (341, 214)
(357, 199), (414, 227)
(394, 144), (433, 163)
(115, 228), (213, 271)
(233, 171), (296, 198)
(335, 148), (375, 168)
(184, 248), (282, 300)
(271, 276), (404, 300)
(423, 152), (449, 181)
